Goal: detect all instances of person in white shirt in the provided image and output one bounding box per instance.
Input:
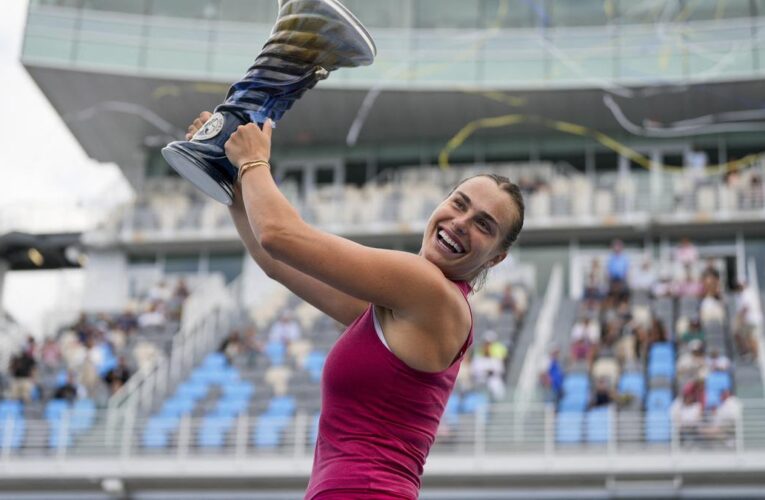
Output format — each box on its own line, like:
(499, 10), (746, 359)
(701, 390), (741, 445)
(268, 311), (302, 344)
(733, 281), (762, 361)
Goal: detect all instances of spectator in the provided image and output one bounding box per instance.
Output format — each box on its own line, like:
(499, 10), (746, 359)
(589, 377), (614, 409)
(570, 317), (599, 362)
(675, 269), (703, 298)
(268, 311), (302, 344)
(606, 239), (629, 284)
(706, 348), (731, 372)
(486, 369), (506, 401)
(115, 308), (139, 334)
(630, 258), (656, 294)
(733, 280), (761, 361)
(677, 339), (708, 381)
(675, 237), (699, 271)
(701, 390), (742, 445)
(500, 283), (528, 321)
(138, 302), (167, 329)
(40, 337), (61, 374)
(539, 346), (563, 403)
(8, 349), (37, 402)
(53, 371), (85, 403)
(471, 340), (504, 387)
(103, 356), (131, 394)
(670, 383), (703, 443)
(219, 330), (242, 362)
(679, 318), (705, 345)
(700, 292), (725, 324)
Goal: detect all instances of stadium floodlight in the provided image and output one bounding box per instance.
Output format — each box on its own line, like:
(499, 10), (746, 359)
(161, 0), (376, 206)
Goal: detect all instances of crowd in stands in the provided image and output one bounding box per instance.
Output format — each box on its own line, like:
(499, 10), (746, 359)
(1, 278), (191, 409)
(115, 160), (765, 236)
(540, 237), (761, 446)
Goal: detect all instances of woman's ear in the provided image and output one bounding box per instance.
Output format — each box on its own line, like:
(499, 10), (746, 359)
(487, 251), (508, 269)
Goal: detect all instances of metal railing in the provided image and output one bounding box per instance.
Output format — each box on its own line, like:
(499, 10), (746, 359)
(6, 399), (765, 461)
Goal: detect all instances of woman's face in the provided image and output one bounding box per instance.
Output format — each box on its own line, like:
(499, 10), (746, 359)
(421, 176), (519, 282)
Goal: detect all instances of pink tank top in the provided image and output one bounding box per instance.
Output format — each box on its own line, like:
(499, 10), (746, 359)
(305, 280), (473, 500)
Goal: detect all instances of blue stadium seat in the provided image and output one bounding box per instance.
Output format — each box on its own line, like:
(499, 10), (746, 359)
(647, 358), (674, 380)
(558, 393), (588, 412)
(253, 415), (284, 448)
(160, 397), (195, 418)
(649, 343), (675, 363)
(142, 422), (170, 449)
(556, 411), (584, 444)
(197, 416), (234, 448)
(563, 373), (590, 395)
(706, 371), (733, 408)
(443, 393), (460, 426)
(266, 396), (296, 417)
(304, 351), (326, 382)
(45, 400), (69, 422)
(214, 398), (249, 416)
(70, 399), (96, 433)
(48, 424), (73, 449)
(618, 372), (646, 401)
(222, 382), (254, 400)
(146, 415), (181, 433)
(1, 416), (25, 449)
(265, 341), (286, 366)
(0, 401), (23, 419)
(202, 352), (228, 369)
(460, 392), (489, 414)
(176, 381), (209, 401)
(645, 409), (671, 442)
(311, 413), (320, 445)
(645, 389), (673, 411)
(585, 408), (611, 443)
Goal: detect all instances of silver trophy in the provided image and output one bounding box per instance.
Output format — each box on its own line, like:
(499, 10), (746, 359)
(162, 0), (376, 205)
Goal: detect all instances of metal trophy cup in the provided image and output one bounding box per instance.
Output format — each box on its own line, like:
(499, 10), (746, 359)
(162, 0), (376, 205)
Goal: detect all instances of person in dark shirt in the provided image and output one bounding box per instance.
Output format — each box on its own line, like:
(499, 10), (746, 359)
(103, 356), (131, 393)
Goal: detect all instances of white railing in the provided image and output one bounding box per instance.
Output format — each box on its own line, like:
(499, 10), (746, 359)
(517, 264), (563, 395)
(105, 277), (239, 439)
(6, 399), (765, 462)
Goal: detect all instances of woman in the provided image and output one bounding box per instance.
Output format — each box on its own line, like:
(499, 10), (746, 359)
(186, 113), (525, 499)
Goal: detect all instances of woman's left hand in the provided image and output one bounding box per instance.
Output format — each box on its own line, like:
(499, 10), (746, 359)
(225, 120), (273, 169)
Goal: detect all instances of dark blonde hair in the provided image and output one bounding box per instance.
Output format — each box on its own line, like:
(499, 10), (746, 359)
(449, 174), (525, 289)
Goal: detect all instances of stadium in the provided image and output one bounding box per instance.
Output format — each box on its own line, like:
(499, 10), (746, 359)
(1, 0), (765, 498)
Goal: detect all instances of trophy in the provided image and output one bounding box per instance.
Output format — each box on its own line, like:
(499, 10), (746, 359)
(162, 0), (376, 205)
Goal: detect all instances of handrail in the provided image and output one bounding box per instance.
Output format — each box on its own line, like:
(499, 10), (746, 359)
(747, 257), (765, 390)
(517, 264), (563, 396)
(7, 399), (765, 463)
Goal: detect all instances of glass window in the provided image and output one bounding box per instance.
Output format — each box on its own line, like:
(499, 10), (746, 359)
(81, 0), (146, 15)
(164, 253), (200, 274)
(481, 0), (539, 29)
(208, 252), (244, 283)
(149, 0), (220, 20)
(219, 0), (278, 23)
(414, 0), (482, 29)
(686, 0), (753, 21)
(341, 0), (412, 28)
(550, 0), (612, 27)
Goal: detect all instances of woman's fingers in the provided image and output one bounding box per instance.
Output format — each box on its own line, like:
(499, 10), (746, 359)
(185, 111), (214, 140)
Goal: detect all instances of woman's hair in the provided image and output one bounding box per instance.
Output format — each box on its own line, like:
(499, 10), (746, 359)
(449, 174), (526, 290)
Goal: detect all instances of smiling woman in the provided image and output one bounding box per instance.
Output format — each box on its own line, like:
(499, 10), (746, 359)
(185, 112), (525, 500)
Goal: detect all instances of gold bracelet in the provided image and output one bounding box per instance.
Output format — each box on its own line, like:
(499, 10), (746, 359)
(237, 159), (270, 183)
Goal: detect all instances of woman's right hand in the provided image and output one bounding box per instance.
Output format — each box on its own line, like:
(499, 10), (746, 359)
(185, 111), (213, 140)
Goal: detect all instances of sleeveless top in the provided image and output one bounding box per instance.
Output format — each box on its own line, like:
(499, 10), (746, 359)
(305, 280), (473, 500)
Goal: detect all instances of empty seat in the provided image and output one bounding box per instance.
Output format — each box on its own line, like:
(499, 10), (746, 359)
(646, 389), (673, 411)
(176, 381), (209, 401)
(460, 392), (489, 414)
(706, 371), (733, 408)
(645, 409), (671, 442)
(556, 411), (584, 444)
(618, 372), (646, 402)
(585, 408), (611, 444)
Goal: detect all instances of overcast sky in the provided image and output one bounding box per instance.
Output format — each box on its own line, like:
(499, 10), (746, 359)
(0, 0), (133, 335)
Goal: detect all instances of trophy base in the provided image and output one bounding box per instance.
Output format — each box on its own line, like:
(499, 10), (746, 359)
(161, 143), (235, 206)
